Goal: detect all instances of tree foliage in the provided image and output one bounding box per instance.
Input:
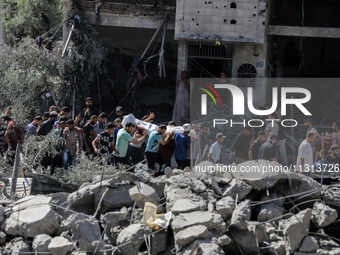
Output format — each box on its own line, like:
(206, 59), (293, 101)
(0, 0), (62, 45)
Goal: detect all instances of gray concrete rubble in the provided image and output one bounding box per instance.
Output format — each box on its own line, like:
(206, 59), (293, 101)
(230, 200), (251, 229)
(32, 234), (52, 252)
(48, 236), (74, 255)
(0, 161), (340, 255)
(222, 179), (252, 200)
(312, 201), (338, 228)
(175, 225), (212, 249)
(116, 224), (151, 255)
(129, 182), (160, 209)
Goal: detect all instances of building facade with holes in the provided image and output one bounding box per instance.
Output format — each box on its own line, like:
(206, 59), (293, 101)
(62, 0), (340, 119)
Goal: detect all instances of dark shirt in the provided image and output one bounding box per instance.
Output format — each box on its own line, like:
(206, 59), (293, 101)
(250, 138), (263, 160)
(259, 141), (276, 161)
(230, 132), (251, 160)
(80, 107), (100, 127)
(37, 120), (54, 136)
(326, 155), (340, 166)
(174, 132), (190, 161)
(83, 122), (96, 151)
(97, 131), (115, 156)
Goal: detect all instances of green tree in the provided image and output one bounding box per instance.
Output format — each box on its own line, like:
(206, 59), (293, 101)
(0, 0), (62, 45)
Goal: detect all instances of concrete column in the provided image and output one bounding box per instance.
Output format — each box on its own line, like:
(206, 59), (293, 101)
(176, 40), (187, 83)
(62, 0), (73, 45)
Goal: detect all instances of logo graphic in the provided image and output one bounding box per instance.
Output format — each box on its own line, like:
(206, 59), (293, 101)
(199, 83), (312, 116)
(198, 83), (222, 115)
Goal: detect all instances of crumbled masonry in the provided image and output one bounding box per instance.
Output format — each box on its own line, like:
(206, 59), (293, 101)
(1, 160), (340, 254)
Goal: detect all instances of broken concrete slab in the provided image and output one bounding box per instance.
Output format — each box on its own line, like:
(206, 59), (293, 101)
(190, 179), (207, 193)
(210, 177), (222, 195)
(257, 202), (284, 222)
(230, 222), (269, 253)
(2, 203), (61, 238)
(230, 200), (251, 230)
(67, 183), (98, 215)
(48, 236), (74, 255)
(134, 169), (151, 183)
(129, 182), (159, 209)
(164, 186), (201, 211)
(9, 237), (32, 255)
(171, 199), (206, 215)
(312, 201), (338, 228)
(172, 211), (226, 235)
(94, 185), (134, 214)
(299, 236), (319, 253)
(216, 196), (235, 219)
(175, 225), (212, 249)
(116, 224), (151, 255)
(166, 174), (192, 188)
(32, 234), (52, 253)
(222, 179), (252, 200)
(279, 209), (312, 254)
(323, 186), (340, 208)
(178, 239), (225, 255)
(269, 241), (286, 255)
(70, 215), (102, 252)
(148, 175), (166, 199)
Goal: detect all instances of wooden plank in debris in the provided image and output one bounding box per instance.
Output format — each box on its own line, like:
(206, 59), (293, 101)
(0, 178), (33, 197)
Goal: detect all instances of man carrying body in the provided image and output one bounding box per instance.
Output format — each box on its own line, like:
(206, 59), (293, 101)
(113, 122), (147, 165)
(258, 135), (277, 162)
(297, 131), (317, 175)
(62, 119), (83, 170)
(83, 115), (98, 155)
(228, 126), (253, 163)
(249, 131), (267, 161)
(145, 124), (172, 176)
(208, 133), (225, 164)
(174, 123), (191, 169)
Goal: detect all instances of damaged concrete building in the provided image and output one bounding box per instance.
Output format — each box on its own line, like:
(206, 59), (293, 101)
(61, 0), (340, 120)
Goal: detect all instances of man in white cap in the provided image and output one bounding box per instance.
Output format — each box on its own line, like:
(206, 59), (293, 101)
(174, 123), (191, 169)
(208, 133), (225, 164)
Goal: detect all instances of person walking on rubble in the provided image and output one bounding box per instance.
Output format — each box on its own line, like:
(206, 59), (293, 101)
(208, 133), (226, 164)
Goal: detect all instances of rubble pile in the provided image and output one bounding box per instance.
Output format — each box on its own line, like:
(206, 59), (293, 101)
(1, 160), (340, 254)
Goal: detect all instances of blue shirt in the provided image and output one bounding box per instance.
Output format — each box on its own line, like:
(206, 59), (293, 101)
(174, 132), (190, 160)
(145, 131), (162, 153)
(114, 127), (120, 137)
(26, 122), (36, 136)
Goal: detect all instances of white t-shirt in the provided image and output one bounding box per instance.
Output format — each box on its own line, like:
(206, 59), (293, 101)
(296, 139), (313, 173)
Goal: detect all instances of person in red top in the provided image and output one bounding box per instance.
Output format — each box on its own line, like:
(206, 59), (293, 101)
(3, 120), (23, 165)
(315, 131), (332, 162)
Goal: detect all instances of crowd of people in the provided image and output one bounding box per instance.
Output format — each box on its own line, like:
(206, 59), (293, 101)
(0, 98), (196, 176)
(1, 95), (340, 182)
